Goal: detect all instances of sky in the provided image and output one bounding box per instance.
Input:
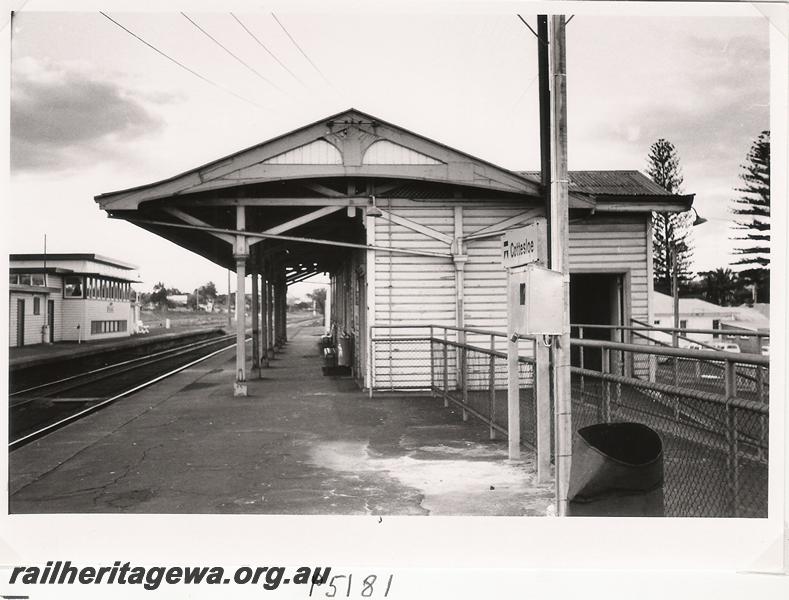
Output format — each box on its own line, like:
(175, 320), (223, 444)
(5, 2), (774, 299)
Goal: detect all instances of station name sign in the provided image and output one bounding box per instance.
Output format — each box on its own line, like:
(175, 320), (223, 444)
(501, 218), (547, 269)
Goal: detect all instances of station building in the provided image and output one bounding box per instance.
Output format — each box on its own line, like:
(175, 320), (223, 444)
(9, 253), (139, 347)
(95, 108), (693, 393)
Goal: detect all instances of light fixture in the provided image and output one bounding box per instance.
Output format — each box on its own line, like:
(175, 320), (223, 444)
(366, 195), (383, 218)
(690, 207), (707, 226)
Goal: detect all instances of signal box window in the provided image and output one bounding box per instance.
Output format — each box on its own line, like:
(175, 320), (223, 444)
(64, 276), (84, 298)
(33, 297), (41, 315)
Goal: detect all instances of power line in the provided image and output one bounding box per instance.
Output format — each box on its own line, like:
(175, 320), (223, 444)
(100, 12), (265, 109)
(270, 13), (332, 87)
(507, 72), (540, 114)
(230, 13), (306, 87)
(181, 12), (282, 92)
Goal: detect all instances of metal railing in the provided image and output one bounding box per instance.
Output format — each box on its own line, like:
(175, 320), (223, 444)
(572, 322), (769, 405)
(370, 322), (769, 518)
(369, 324), (542, 449)
(571, 336), (769, 517)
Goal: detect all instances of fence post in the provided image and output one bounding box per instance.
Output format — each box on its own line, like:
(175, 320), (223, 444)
(368, 325), (374, 399)
(535, 337), (551, 483)
(601, 347), (610, 422)
(756, 362), (766, 461)
(442, 328), (449, 408)
(724, 359), (740, 517)
(461, 341), (469, 422)
(369, 334), (375, 399)
(488, 334), (496, 440)
(429, 325), (435, 396)
(507, 333), (521, 460)
(649, 339), (657, 383)
(579, 326), (585, 394)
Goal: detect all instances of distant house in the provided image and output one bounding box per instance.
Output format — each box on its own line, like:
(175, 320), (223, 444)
(719, 305), (770, 353)
(9, 253), (139, 347)
(651, 292), (769, 351)
(168, 293), (189, 307)
(652, 292), (737, 344)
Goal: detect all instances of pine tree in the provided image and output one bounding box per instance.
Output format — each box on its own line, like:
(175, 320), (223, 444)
(731, 131), (770, 270)
(647, 139), (694, 294)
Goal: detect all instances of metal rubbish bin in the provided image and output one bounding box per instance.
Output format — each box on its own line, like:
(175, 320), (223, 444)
(337, 334), (353, 367)
(567, 422), (664, 517)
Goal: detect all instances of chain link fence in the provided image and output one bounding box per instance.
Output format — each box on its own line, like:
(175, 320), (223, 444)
(370, 323), (769, 518)
(572, 337), (768, 517)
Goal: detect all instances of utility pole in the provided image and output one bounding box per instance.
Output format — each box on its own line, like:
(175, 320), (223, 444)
(550, 14), (572, 516)
(43, 234), (51, 344)
(227, 268), (232, 329)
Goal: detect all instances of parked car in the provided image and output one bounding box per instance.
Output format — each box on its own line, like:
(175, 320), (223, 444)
(712, 342), (741, 353)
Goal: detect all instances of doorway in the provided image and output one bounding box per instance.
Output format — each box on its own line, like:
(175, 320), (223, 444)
(16, 299), (25, 347)
(48, 299), (55, 342)
(570, 272), (626, 371)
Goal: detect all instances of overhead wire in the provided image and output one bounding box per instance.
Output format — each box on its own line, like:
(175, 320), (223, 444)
(230, 13), (306, 87)
(181, 12), (283, 92)
(270, 13), (333, 88)
(99, 12), (265, 109)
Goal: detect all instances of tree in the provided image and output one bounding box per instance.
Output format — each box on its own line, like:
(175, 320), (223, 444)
(307, 288), (327, 314)
(731, 131), (770, 302)
(700, 268), (738, 306)
(150, 282), (168, 310)
(647, 139), (694, 294)
(198, 281), (218, 301)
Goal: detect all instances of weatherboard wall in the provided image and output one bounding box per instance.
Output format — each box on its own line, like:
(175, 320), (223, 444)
(366, 199), (652, 389)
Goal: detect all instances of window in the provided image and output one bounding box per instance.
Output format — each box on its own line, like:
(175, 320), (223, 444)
(653, 319), (661, 325)
(33, 297), (41, 315)
(680, 320), (688, 329)
(712, 319), (720, 339)
(63, 276), (84, 298)
(10, 273), (46, 286)
(91, 320), (128, 334)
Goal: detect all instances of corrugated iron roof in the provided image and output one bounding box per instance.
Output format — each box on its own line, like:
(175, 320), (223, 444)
(517, 170), (672, 196)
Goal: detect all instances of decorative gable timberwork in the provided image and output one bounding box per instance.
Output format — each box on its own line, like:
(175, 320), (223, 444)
(362, 140), (443, 165)
(262, 139), (342, 165)
(95, 108), (543, 210)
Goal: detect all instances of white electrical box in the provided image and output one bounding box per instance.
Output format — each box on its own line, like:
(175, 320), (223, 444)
(507, 265), (564, 335)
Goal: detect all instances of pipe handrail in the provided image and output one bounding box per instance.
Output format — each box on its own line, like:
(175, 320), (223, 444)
(370, 323), (508, 338)
(574, 322), (769, 338)
(572, 367), (768, 414)
(571, 337), (769, 365)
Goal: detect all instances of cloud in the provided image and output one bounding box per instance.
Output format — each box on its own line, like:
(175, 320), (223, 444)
(584, 27), (768, 190)
(10, 58), (175, 173)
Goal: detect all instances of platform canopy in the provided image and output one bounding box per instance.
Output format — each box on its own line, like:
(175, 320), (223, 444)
(95, 108), (693, 279)
(94, 108), (550, 277)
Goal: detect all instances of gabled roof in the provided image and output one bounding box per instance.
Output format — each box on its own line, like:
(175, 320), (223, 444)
(518, 170), (693, 212)
(653, 292), (737, 316)
(96, 108), (542, 210)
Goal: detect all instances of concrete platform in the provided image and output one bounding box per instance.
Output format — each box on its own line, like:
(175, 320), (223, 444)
(9, 325), (553, 515)
(9, 325), (226, 369)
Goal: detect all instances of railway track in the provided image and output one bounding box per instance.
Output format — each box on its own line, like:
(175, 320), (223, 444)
(9, 315), (322, 451)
